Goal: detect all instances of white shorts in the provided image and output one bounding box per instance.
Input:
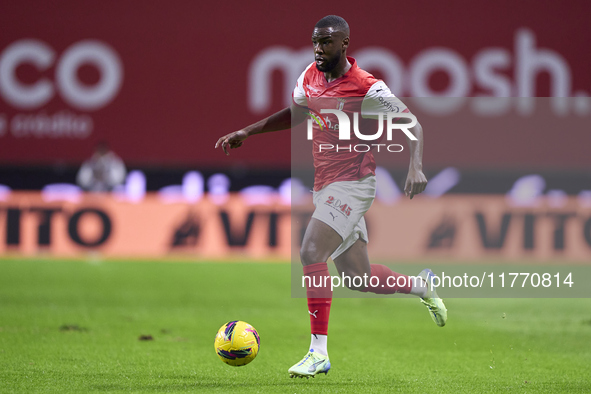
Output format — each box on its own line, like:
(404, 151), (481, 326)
(312, 175), (376, 260)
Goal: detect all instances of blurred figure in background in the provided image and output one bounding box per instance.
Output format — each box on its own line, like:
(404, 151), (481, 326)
(77, 141), (127, 192)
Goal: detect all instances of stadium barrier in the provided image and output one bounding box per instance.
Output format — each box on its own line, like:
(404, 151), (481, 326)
(1, 192), (590, 262)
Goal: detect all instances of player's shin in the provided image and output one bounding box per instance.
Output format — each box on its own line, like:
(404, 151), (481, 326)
(361, 264), (413, 295)
(302, 262), (332, 355)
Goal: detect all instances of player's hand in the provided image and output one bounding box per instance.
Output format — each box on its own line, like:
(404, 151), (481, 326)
(404, 168), (427, 199)
(215, 130), (248, 155)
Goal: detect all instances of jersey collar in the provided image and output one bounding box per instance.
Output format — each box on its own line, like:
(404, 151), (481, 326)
(321, 56), (357, 87)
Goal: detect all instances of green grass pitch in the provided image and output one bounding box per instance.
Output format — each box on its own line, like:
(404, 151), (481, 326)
(1, 258), (590, 393)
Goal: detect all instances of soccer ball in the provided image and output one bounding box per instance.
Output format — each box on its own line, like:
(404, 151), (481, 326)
(214, 320), (260, 366)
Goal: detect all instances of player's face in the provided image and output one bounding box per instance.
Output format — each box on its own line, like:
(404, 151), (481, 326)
(312, 27), (346, 72)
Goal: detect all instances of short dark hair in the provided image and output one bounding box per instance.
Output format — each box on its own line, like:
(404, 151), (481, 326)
(315, 15), (350, 36)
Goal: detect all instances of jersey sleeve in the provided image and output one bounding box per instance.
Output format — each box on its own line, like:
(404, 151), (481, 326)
(292, 63), (313, 108)
(361, 80), (409, 119)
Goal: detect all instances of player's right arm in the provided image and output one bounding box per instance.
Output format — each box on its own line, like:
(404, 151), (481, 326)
(215, 64), (312, 155)
(214, 105), (307, 155)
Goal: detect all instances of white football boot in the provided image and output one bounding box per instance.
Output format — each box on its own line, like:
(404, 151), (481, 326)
(288, 349), (331, 378)
(417, 268), (448, 327)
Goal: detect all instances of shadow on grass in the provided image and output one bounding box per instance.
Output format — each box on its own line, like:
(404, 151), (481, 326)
(89, 378), (361, 392)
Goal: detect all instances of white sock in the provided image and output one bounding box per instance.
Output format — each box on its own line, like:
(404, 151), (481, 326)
(409, 277), (428, 298)
(310, 334), (328, 356)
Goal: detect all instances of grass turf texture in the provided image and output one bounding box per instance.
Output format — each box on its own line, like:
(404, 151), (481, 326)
(1, 259), (590, 393)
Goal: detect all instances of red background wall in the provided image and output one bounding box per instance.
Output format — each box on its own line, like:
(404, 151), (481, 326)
(0, 1), (589, 169)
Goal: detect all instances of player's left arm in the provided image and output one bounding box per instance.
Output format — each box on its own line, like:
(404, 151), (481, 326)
(362, 81), (427, 199)
(403, 121), (427, 199)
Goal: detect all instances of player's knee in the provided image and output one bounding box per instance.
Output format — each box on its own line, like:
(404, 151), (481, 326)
(299, 246), (320, 266)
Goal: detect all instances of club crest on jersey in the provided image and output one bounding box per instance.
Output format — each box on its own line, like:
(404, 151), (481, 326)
(336, 98), (346, 111)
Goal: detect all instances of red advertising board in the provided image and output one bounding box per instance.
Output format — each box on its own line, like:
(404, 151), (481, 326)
(0, 1), (589, 169)
(1, 192), (590, 262)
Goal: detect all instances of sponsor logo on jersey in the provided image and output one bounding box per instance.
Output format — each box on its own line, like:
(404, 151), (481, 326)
(378, 96), (400, 113)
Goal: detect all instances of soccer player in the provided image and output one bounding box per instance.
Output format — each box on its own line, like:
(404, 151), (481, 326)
(215, 15), (447, 378)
